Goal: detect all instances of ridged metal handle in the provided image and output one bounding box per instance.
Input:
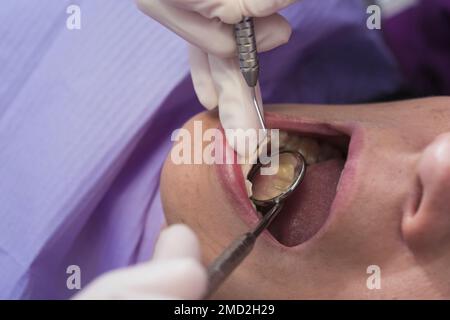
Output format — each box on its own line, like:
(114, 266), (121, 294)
(204, 232), (256, 299)
(203, 204), (283, 299)
(234, 17), (259, 87)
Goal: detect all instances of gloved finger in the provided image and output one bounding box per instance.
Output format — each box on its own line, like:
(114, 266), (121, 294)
(166, 0), (297, 24)
(189, 46), (218, 110)
(137, 0), (234, 57)
(188, 15), (290, 110)
(75, 258), (207, 300)
(242, 0), (298, 18)
(124, 293), (178, 300)
(75, 288), (178, 300)
(127, 259), (207, 299)
(208, 55), (263, 157)
(152, 224), (202, 261)
(254, 14), (292, 52)
(137, 0), (291, 57)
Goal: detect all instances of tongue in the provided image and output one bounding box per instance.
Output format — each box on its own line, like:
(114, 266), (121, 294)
(268, 159), (345, 247)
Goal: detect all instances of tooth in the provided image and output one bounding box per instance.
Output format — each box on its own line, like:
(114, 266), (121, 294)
(318, 143), (342, 162)
(283, 135), (320, 165)
(278, 130), (289, 146)
(284, 134), (301, 151)
(297, 138), (320, 165)
(276, 159), (296, 182)
(251, 153), (297, 200)
(245, 179), (253, 197)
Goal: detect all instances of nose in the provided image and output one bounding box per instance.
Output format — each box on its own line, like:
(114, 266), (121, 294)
(402, 133), (450, 253)
(417, 133), (450, 216)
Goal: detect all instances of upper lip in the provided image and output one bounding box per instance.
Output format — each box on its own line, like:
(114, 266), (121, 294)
(215, 111), (362, 249)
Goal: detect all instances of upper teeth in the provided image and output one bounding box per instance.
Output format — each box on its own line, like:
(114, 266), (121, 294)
(241, 130), (344, 198)
(284, 135), (320, 165)
(318, 143), (342, 162)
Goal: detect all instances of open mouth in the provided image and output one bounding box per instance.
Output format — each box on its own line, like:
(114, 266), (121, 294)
(216, 112), (354, 248)
(248, 130), (349, 247)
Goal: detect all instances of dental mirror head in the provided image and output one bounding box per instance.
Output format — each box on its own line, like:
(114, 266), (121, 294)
(248, 150), (307, 207)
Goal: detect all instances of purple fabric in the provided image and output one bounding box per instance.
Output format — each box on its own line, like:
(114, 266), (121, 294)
(264, 2), (403, 103)
(383, 0), (450, 95)
(0, 0), (402, 299)
(0, 0), (195, 299)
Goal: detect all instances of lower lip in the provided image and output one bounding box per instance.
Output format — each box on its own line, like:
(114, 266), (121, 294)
(215, 112), (360, 249)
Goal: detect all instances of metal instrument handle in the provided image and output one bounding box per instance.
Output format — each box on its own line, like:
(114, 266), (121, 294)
(204, 204), (284, 299)
(234, 17), (259, 87)
(205, 232), (256, 298)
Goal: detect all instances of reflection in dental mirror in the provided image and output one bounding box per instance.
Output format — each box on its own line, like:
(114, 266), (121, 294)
(249, 151), (306, 206)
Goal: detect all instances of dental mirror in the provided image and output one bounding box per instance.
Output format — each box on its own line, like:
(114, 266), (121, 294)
(204, 150), (306, 299)
(248, 150), (307, 207)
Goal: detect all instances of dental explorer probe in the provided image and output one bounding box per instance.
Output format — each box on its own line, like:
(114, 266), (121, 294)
(234, 17), (267, 134)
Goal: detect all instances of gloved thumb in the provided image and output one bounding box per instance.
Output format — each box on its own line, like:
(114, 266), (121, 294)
(153, 224), (203, 261)
(166, 0), (297, 24)
(208, 55), (263, 158)
(240, 0), (298, 18)
(74, 224), (207, 300)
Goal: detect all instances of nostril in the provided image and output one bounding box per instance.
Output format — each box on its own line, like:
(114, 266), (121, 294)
(407, 176), (424, 217)
(402, 134), (450, 252)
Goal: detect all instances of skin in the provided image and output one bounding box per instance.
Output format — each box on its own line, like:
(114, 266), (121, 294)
(161, 97), (450, 299)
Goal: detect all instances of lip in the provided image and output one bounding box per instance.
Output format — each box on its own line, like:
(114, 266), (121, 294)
(215, 111), (363, 249)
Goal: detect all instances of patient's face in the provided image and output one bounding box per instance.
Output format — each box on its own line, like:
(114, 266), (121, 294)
(161, 97), (450, 299)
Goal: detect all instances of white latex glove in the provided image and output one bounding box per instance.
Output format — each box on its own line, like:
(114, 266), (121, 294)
(74, 224), (207, 300)
(136, 0), (296, 155)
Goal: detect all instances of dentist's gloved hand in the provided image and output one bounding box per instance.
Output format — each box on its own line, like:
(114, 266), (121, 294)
(136, 0), (297, 155)
(74, 224), (207, 300)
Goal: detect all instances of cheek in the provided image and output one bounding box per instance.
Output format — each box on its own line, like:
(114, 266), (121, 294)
(161, 159), (205, 225)
(319, 152), (410, 262)
(161, 157), (248, 264)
